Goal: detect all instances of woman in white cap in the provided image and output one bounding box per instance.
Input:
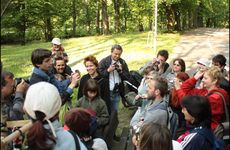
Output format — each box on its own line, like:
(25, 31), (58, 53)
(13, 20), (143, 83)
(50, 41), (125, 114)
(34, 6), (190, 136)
(51, 38), (65, 55)
(23, 82), (87, 150)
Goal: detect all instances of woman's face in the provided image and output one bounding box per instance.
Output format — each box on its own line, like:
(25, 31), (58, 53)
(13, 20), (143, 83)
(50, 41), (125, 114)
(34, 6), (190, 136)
(85, 61), (97, 76)
(201, 72), (216, 89)
(173, 60), (182, 73)
(182, 107), (195, 124)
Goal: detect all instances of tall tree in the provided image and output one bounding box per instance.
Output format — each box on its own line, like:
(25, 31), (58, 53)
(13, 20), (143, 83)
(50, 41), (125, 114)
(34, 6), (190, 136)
(96, 0), (101, 34)
(113, 0), (121, 33)
(1, 0), (12, 16)
(101, 0), (109, 34)
(72, 0), (77, 37)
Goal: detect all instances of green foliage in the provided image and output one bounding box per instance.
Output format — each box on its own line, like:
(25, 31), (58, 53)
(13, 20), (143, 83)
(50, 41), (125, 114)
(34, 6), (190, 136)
(2, 0), (228, 43)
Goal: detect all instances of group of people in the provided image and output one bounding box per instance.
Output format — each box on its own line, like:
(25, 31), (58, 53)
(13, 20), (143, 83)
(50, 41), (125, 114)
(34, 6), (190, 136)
(129, 51), (229, 150)
(1, 37), (229, 150)
(1, 38), (132, 150)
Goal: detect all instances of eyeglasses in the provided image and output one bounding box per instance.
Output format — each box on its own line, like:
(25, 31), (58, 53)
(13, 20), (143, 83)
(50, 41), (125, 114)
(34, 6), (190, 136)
(173, 63), (181, 66)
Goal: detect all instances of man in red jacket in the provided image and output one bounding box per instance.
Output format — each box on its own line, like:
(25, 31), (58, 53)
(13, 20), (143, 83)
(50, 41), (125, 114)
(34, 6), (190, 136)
(176, 66), (229, 130)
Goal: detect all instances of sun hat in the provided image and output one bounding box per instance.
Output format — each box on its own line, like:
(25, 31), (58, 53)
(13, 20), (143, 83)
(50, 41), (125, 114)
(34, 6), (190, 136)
(197, 58), (210, 67)
(24, 82), (62, 137)
(51, 38), (61, 45)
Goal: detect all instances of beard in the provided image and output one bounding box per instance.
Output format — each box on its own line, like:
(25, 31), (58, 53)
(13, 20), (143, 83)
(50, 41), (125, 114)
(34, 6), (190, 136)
(147, 92), (156, 100)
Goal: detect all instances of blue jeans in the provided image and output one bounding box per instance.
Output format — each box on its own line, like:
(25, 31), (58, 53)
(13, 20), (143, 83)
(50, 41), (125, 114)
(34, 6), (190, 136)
(110, 91), (120, 111)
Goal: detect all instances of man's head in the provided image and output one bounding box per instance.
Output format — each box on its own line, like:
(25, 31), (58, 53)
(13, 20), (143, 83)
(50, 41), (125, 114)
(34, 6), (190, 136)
(111, 44), (123, 61)
(147, 76), (168, 100)
(31, 48), (52, 71)
(53, 57), (66, 74)
(157, 50), (169, 63)
(1, 71), (15, 98)
(212, 54), (226, 71)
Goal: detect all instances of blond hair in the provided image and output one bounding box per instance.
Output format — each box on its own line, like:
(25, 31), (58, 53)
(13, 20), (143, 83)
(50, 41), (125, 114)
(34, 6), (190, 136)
(205, 66), (223, 85)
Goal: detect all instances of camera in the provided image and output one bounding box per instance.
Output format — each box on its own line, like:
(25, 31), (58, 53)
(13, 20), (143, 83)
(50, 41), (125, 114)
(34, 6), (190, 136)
(15, 78), (30, 87)
(113, 62), (122, 73)
(113, 83), (120, 93)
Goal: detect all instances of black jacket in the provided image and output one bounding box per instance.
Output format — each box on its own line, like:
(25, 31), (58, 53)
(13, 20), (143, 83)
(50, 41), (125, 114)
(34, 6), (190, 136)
(98, 55), (130, 81)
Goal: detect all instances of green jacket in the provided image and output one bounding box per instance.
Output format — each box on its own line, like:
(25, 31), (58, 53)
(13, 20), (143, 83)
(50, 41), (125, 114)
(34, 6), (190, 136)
(76, 96), (109, 127)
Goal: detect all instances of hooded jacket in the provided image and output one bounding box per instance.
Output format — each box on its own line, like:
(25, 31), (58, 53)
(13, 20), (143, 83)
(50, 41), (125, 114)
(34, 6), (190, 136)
(76, 96), (109, 127)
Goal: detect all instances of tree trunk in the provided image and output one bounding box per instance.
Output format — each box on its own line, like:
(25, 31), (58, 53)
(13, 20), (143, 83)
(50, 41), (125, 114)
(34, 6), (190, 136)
(182, 12), (187, 30)
(96, 1), (100, 34)
(20, 2), (26, 45)
(197, 3), (203, 27)
(174, 9), (181, 31)
(101, 0), (109, 35)
(188, 10), (192, 29)
(122, 0), (127, 32)
(113, 0), (120, 33)
(148, 17), (153, 31)
(45, 17), (52, 41)
(138, 20), (144, 32)
(1, 0), (12, 16)
(72, 0), (76, 37)
(193, 7), (198, 28)
(85, 4), (91, 33)
(164, 2), (174, 32)
(206, 18), (212, 27)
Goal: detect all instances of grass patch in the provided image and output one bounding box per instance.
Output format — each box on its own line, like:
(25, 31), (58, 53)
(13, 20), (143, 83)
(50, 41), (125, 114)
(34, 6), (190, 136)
(1, 31), (180, 135)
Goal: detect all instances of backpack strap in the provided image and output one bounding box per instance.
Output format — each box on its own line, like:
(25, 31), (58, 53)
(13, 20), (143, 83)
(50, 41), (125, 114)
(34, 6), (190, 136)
(68, 130), (80, 150)
(211, 92), (229, 122)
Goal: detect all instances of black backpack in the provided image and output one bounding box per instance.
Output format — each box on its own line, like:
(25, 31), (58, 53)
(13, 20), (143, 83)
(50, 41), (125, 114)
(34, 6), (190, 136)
(129, 70), (143, 87)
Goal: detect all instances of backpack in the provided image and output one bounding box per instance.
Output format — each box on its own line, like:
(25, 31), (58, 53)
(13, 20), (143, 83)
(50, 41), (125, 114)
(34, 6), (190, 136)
(128, 70), (143, 91)
(155, 102), (179, 140)
(210, 92), (229, 145)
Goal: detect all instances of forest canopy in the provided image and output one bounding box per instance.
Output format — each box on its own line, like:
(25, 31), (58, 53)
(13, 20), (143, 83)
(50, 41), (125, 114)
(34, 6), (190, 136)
(1, 0), (229, 44)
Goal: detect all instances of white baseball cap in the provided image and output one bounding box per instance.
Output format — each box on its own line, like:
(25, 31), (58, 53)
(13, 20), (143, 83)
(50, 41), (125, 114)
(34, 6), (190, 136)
(197, 58), (210, 67)
(24, 82), (62, 121)
(51, 38), (61, 45)
(24, 82), (62, 137)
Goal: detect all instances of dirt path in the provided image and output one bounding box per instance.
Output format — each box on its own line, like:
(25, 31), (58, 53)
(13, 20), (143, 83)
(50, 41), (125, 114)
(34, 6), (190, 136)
(169, 28), (229, 76)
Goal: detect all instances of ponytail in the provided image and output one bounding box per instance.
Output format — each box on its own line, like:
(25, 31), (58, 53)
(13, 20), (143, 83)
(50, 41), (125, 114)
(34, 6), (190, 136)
(27, 111), (56, 150)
